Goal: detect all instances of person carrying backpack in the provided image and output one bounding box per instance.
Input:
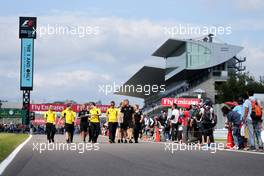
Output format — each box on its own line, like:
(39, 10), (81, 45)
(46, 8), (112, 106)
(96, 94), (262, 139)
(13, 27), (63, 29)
(248, 90), (263, 150)
(222, 104), (243, 150)
(201, 99), (216, 146)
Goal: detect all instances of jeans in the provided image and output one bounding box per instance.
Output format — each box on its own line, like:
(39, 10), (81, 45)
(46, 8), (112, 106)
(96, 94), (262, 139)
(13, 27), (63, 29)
(252, 121), (263, 148)
(246, 119), (255, 148)
(232, 125), (243, 148)
(164, 131), (171, 140)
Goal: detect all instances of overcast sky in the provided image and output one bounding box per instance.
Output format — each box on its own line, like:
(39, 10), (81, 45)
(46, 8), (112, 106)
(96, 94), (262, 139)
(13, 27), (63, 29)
(0, 0), (264, 105)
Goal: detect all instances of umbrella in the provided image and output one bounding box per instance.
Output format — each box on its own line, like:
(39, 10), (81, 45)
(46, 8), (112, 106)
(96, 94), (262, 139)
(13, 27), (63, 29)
(224, 101), (238, 108)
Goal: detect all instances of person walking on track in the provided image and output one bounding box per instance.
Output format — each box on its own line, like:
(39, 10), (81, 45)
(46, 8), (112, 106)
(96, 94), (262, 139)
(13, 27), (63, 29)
(89, 102), (102, 143)
(78, 104), (90, 143)
(60, 105), (76, 143)
(44, 106), (57, 143)
(106, 101), (119, 143)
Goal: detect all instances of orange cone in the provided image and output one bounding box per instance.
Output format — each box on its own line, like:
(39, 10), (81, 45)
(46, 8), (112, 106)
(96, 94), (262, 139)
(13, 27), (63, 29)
(226, 129), (234, 149)
(155, 127), (161, 142)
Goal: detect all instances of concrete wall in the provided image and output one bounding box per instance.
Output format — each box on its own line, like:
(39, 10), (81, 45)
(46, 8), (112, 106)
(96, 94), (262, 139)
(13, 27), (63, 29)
(213, 104), (226, 129)
(187, 77), (216, 103)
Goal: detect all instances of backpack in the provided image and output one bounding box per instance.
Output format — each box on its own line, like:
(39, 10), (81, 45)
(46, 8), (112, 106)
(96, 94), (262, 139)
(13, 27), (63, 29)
(212, 113), (217, 127)
(251, 100), (262, 121)
(203, 106), (212, 122)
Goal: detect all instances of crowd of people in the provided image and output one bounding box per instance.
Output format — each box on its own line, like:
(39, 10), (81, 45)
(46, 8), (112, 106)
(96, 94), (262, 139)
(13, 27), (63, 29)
(43, 100), (140, 143)
(41, 98), (219, 146)
(221, 90), (263, 151)
(149, 99), (217, 146)
(2, 91), (263, 151)
(0, 123), (28, 133)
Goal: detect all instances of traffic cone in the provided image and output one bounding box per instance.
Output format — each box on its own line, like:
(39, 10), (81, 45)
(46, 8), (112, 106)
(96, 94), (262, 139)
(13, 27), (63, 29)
(155, 127), (161, 142)
(226, 129), (234, 149)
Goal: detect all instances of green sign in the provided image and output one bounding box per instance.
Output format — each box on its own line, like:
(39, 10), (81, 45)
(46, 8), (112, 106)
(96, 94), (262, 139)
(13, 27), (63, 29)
(0, 109), (25, 118)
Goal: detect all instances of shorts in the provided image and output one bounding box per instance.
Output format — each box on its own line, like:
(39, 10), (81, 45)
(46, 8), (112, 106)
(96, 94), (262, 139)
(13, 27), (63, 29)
(120, 122), (128, 130)
(120, 121), (133, 130)
(80, 122), (88, 132)
(128, 121), (134, 129)
(65, 123), (73, 132)
(202, 122), (213, 136)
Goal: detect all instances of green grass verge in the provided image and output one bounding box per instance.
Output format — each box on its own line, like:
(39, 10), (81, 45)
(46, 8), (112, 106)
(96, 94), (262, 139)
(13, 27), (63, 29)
(0, 133), (29, 162)
(214, 138), (226, 143)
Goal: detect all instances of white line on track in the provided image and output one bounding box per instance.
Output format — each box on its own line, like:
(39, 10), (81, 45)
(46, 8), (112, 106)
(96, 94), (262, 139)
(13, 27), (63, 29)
(222, 148), (264, 155)
(0, 134), (32, 175)
(140, 140), (264, 155)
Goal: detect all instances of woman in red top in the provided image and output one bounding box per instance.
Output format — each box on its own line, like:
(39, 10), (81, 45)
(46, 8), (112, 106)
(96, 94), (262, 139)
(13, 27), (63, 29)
(182, 108), (190, 143)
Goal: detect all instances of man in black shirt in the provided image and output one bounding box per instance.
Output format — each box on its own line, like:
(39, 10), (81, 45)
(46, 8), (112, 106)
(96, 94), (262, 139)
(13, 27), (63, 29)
(133, 105), (143, 143)
(159, 110), (167, 126)
(120, 99), (135, 143)
(78, 104), (89, 142)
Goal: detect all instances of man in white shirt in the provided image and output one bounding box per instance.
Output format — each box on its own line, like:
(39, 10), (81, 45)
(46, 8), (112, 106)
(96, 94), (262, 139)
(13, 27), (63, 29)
(170, 103), (180, 142)
(144, 116), (154, 136)
(242, 92), (254, 150)
(247, 90), (263, 150)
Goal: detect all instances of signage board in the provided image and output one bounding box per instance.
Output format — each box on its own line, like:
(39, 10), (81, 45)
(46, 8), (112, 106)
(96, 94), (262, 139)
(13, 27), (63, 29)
(19, 17), (37, 39)
(20, 38), (34, 90)
(161, 98), (201, 108)
(30, 104), (110, 113)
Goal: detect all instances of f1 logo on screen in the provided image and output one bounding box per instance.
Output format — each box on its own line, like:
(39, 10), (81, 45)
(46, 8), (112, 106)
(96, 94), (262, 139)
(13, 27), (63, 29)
(19, 17), (37, 39)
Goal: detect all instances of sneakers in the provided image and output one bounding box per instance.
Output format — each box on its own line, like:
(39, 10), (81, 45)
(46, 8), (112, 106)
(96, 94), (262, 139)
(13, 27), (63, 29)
(250, 146), (257, 151)
(232, 145), (239, 150)
(117, 139), (134, 144)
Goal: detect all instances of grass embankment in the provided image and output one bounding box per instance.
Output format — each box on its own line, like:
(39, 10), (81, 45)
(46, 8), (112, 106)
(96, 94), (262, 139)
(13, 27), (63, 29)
(0, 133), (29, 162)
(215, 138), (226, 143)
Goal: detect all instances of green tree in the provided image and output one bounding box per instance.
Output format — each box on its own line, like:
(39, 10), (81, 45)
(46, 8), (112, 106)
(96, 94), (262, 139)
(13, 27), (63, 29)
(215, 73), (264, 103)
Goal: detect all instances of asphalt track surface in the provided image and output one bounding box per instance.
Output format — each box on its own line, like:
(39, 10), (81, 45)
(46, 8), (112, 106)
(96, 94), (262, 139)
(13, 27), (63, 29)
(2, 135), (264, 176)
